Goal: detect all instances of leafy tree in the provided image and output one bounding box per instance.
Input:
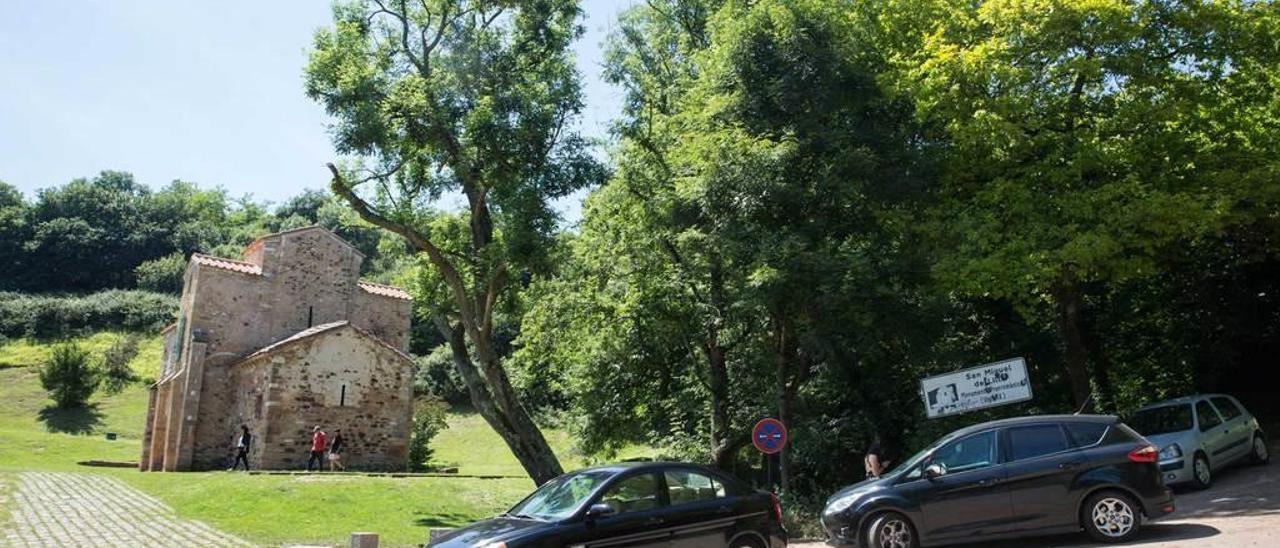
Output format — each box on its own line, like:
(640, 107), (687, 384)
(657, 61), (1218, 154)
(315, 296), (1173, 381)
(40, 342), (99, 409)
(880, 0), (1280, 410)
(305, 0), (605, 484)
(135, 252), (188, 294)
(23, 172), (164, 291)
(518, 1), (929, 492)
(408, 395), (450, 471)
(0, 181), (31, 291)
(100, 335), (141, 394)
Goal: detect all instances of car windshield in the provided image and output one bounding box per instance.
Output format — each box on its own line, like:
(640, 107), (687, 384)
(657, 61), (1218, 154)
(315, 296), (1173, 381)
(888, 433), (957, 477)
(505, 470), (614, 521)
(1128, 404), (1194, 436)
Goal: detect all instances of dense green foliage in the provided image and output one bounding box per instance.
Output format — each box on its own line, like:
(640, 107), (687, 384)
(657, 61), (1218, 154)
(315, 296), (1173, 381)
(506, 0), (1280, 503)
(0, 291), (178, 339)
(39, 342), (98, 409)
(0, 175), (411, 295)
(408, 395), (450, 472)
(99, 334), (142, 395)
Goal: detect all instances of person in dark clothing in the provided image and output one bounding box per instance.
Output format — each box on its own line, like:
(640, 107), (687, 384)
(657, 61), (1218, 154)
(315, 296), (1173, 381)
(307, 425), (327, 472)
(328, 429), (346, 471)
(230, 425), (251, 471)
(864, 435), (890, 479)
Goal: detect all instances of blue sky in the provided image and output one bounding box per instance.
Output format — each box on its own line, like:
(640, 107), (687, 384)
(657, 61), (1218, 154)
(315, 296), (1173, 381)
(0, 0), (633, 219)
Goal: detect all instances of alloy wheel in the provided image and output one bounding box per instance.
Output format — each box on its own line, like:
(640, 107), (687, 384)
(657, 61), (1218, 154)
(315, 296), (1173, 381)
(876, 517), (913, 548)
(1195, 457), (1211, 486)
(1091, 497), (1136, 538)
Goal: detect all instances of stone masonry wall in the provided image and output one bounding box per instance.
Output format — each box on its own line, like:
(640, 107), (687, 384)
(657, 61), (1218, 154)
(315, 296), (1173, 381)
(143, 226), (413, 472)
(234, 327), (413, 471)
(186, 265), (270, 470)
(229, 358), (273, 467)
(261, 229), (363, 340)
(350, 292), (412, 352)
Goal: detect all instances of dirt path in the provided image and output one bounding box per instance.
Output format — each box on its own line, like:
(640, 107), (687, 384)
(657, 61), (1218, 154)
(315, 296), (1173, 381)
(1, 471), (250, 547)
(792, 455), (1279, 547)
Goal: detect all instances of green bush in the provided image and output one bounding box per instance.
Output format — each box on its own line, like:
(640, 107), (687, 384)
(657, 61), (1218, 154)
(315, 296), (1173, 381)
(407, 395), (450, 471)
(100, 334), (141, 394)
(412, 344), (469, 405)
(39, 342), (99, 409)
(0, 290), (177, 339)
(134, 252), (187, 294)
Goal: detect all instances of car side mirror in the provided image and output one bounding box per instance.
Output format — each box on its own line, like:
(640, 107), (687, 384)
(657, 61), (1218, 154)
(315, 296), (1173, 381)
(924, 463), (945, 480)
(586, 503), (615, 521)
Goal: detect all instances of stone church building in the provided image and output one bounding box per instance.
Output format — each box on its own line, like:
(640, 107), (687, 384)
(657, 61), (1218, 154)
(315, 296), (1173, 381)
(140, 226), (415, 472)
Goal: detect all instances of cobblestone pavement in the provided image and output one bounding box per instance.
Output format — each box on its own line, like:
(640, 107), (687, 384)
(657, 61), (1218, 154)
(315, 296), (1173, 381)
(1, 471), (250, 547)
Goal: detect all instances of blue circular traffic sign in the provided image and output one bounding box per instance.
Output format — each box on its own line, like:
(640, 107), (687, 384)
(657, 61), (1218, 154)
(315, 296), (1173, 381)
(752, 418), (788, 454)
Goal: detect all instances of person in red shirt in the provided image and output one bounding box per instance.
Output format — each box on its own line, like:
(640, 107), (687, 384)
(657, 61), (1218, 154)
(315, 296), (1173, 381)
(307, 425), (327, 472)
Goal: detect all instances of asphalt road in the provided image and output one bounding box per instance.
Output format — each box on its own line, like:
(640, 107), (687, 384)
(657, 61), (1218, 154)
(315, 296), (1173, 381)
(793, 446), (1279, 548)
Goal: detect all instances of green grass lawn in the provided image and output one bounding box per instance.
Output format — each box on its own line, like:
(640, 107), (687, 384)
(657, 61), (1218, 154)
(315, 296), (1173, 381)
(0, 333), (627, 547)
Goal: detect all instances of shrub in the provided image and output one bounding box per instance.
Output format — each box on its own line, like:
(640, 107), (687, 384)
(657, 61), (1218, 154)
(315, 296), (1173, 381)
(412, 344), (469, 405)
(134, 252), (187, 294)
(100, 334), (141, 394)
(407, 395), (450, 471)
(0, 290), (177, 339)
(39, 342), (99, 409)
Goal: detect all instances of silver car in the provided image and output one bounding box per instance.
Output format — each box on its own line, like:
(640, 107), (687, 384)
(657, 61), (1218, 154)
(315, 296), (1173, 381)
(1127, 394), (1269, 489)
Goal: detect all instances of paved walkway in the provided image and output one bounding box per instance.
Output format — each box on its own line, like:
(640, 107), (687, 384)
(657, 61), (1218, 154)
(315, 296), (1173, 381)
(1, 471), (250, 547)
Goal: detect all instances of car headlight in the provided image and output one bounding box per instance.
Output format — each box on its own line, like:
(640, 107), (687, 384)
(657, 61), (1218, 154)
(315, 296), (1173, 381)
(1159, 443), (1182, 459)
(827, 493), (862, 514)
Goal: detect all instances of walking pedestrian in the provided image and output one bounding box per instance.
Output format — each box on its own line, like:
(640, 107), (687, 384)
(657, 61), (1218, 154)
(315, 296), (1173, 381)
(307, 425), (327, 472)
(229, 425), (251, 471)
(328, 429), (346, 471)
(864, 435), (890, 479)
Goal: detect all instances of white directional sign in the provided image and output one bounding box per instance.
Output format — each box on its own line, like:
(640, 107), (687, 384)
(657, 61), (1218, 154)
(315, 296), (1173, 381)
(920, 357), (1032, 419)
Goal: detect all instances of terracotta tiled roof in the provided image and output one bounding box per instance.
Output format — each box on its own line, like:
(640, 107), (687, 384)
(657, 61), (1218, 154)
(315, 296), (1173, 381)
(358, 281), (412, 301)
(233, 321), (414, 366)
(190, 253), (263, 275)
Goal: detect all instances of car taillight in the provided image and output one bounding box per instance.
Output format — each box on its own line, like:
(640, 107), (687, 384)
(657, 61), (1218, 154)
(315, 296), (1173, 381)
(1128, 444), (1159, 463)
(769, 492), (783, 522)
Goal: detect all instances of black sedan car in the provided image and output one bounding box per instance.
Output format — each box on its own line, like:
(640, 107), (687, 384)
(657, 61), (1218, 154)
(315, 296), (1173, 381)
(429, 461), (787, 548)
(822, 415), (1175, 547)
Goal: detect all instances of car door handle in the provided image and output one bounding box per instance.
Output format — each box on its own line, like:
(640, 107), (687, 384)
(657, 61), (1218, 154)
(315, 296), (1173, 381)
(644, 516), (665, 526)
(978, 477), (1002, 486)
(1059, 461), (1082, 470)
(716, 505), (734, 515)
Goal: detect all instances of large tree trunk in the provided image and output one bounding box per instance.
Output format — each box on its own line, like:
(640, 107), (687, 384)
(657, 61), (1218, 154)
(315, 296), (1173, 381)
(1052, 282), (1093, 410)
(330, 165), (563, 485)
(773, 319), (792, 493)
(705, 257), (747, 471)
(439, 319), (564, 484)
(771, 314), (809, 494)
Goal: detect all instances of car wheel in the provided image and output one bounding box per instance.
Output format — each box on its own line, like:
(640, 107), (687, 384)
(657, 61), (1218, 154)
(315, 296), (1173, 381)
(1252, 434), (1270, 465)
(866, 512), (918, 548)
(728, 535), (765, 548)
(1082, 491), (1142, 543)
(1191, 453), (1212, 489)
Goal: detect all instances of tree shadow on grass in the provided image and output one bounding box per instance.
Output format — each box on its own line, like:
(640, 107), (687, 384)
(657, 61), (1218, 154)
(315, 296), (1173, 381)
(413, 511), (476, 528)
(38, 403), (104, 434)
